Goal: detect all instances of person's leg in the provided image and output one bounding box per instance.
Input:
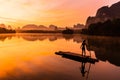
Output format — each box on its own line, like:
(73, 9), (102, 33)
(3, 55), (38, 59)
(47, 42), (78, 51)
(83, 49), (86, 56)
(82, 50), (83, 56)
(84, 49), (86, 56)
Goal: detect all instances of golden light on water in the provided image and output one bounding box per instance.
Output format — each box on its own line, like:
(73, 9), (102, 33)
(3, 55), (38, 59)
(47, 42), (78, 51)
(0, 34), (119, 80)
(0, 34), (81, 77)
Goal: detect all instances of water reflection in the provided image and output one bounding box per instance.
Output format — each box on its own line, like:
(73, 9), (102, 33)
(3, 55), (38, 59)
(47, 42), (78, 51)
(0, 34), (15, 41)
(0, 33), (84, 80)
(0, 33), (83, 42)
(84, 36), (120, 66)
(80, 62), (87, 77)
(0, 34), (120, 67)
(0, 33), (120, 80)
(55, 51), (99, 80)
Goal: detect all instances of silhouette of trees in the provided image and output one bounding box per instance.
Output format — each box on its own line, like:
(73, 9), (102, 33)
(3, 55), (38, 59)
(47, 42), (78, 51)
(19, 30), (62, 33)
(81, 19), (120, 36)
(62, 28), (74, 34)
(0, 27), (16, 33)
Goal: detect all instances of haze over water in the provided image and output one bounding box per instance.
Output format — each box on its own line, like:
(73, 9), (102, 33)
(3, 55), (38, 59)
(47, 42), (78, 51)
(0, 33), (119, 80)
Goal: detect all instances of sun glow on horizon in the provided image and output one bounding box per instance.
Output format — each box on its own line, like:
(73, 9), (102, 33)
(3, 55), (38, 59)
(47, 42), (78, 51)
(0, 0), (119, 28)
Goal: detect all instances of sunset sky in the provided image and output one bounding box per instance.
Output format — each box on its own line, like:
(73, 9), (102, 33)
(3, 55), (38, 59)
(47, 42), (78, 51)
(0, 0), (119, 28)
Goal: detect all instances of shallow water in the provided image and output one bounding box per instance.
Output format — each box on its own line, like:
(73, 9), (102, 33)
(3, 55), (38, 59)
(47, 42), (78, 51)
(0, 33), (120, 80)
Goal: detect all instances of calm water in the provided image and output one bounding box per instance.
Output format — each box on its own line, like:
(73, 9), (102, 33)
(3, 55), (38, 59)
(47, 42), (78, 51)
(0, 33), (120, 80)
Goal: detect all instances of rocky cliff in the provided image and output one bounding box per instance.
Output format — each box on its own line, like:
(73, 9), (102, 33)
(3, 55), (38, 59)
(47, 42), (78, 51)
(86, 1), (120, 28)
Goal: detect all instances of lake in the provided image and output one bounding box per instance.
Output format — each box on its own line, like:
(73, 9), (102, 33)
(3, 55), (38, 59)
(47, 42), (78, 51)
(0, 33), (120, 80)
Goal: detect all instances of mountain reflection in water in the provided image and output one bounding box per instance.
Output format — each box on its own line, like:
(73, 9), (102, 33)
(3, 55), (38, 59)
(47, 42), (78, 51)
(84, 36), (120, 66)
(0, 33), (82, 42)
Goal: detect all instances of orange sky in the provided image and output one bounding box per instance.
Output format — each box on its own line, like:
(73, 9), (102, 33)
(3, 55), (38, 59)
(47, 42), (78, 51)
(0, 0), (119, 28)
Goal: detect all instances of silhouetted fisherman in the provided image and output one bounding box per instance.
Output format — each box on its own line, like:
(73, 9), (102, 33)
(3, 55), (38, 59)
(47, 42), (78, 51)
(80, 62), (87, 77)
(81, 40), (86, 56)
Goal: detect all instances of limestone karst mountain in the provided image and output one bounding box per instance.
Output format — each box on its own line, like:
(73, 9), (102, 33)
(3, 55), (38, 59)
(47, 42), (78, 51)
(86, 1), (120, 27)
